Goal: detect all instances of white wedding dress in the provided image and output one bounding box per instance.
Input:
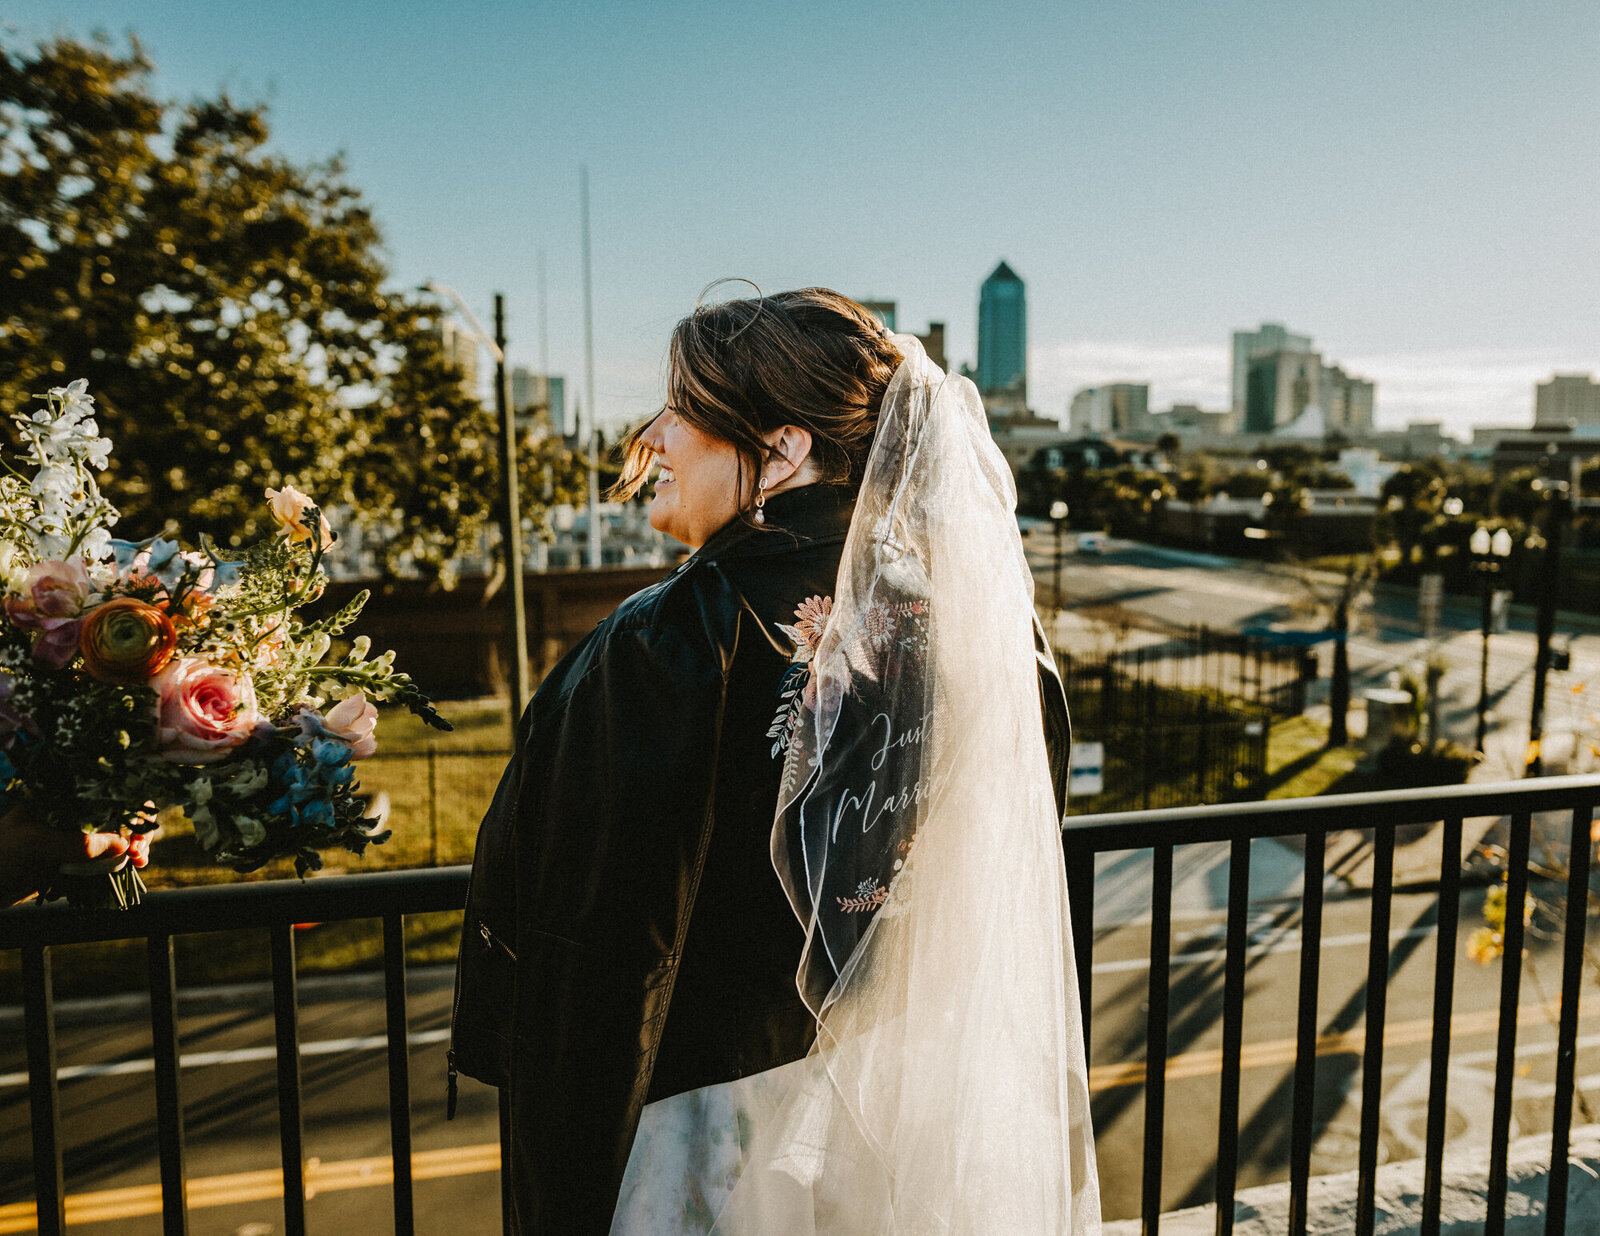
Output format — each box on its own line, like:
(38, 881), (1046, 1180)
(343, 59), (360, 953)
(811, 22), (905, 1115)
(612, 336), (1101, 1235)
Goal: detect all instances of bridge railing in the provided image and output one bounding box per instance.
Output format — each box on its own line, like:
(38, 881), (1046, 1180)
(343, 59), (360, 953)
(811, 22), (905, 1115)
(1063, 772), (1600, 1236)
(5, 772), (1600, 1236)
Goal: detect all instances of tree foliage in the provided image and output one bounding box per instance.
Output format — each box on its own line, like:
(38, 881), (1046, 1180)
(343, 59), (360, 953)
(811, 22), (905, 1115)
(0, 35), (584, 578)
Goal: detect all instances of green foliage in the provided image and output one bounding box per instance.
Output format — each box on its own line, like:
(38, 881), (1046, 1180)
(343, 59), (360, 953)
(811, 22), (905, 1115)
(0, 34), (584, 578)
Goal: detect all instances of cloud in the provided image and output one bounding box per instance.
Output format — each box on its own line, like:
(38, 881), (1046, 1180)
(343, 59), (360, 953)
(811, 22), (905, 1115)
(1031, 340), (1594, 438)
(1342, 348), (1586, 435)
(1032, 341), (1230, 424)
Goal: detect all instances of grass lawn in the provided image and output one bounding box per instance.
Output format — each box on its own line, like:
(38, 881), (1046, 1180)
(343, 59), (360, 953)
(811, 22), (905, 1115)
(1264, 715), (1384, 799)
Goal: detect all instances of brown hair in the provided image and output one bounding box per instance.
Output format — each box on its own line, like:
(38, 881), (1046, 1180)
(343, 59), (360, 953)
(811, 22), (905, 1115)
(609, 286), (903, 522)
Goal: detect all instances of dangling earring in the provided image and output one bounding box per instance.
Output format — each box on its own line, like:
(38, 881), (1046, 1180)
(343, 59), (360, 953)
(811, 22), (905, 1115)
(754, 474), (767, 524)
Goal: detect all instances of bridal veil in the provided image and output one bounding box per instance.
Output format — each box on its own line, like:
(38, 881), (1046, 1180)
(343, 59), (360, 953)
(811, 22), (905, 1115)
(703, 333), (1100, 1233)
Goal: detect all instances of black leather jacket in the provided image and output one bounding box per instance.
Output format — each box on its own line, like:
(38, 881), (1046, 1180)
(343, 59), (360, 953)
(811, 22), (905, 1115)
(449, 483), (1071, 1234)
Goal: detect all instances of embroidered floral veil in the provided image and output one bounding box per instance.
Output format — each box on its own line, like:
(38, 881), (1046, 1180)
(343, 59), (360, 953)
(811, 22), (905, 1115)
(713, 335), (1102, 1233)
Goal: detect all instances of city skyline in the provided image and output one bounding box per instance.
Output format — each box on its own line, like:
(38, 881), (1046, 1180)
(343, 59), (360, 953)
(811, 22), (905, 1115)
(5, 1), (1597, 439)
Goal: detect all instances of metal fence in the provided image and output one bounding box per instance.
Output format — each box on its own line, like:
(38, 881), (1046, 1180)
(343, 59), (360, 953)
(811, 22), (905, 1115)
(5, 773), (1600, 1234)
(0, 868), (479, 1236)
(1057, 648), (1272, 812)
(1063, 624), (1318, 720)
(1062, 772), (1600, 1236)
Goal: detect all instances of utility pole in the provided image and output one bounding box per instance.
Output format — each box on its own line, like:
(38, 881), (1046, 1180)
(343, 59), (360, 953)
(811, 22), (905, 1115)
(1328, 587), (1350, 748)
(495, 294), (530, 724)
(581, 167), (602, 568)
(422, 281), (530, 726)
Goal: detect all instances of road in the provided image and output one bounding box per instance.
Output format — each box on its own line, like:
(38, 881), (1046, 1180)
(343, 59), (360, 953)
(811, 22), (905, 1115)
(1025, 531), (1600, 780)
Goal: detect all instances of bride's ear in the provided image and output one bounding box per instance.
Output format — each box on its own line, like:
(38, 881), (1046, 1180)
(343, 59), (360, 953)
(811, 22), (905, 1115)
(762, 425), (815, 487)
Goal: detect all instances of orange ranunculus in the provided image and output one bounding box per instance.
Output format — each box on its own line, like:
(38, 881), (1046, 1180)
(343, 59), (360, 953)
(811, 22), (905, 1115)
(79, 598), (179, 684)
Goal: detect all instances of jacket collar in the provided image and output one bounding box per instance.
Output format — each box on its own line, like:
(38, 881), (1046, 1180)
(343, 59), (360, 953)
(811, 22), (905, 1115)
(691, 483), (856, 563)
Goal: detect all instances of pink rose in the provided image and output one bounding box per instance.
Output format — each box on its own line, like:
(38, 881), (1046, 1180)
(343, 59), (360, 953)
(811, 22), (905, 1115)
(323, 692), (379, 759)
(151, 658), (260, 764)
(297, 691), (379, 759)
(4, 559), (94, 668)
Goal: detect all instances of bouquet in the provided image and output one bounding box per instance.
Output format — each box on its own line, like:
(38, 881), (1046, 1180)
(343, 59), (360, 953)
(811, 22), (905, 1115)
(0, 381), (450, 907)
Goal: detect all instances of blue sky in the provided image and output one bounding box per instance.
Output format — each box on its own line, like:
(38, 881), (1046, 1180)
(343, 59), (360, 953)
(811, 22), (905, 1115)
(7, 1), (1598, 435)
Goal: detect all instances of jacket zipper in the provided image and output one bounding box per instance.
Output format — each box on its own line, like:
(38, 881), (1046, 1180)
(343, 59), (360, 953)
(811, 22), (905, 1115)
(479, 921), (517, 961)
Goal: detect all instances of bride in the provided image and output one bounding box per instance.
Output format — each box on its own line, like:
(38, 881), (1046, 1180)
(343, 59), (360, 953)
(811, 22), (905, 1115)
(451, 285), (1100, 1234)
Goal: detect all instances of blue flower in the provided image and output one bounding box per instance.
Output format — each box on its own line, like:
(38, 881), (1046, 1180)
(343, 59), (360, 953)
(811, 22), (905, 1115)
(206, 559), (243, 590)
(108, 539), (144, 570)
(145, 538), (185, 589)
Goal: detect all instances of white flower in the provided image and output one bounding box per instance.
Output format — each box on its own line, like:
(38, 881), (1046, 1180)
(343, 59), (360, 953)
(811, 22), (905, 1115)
(32, 531), (68, 560)
(191, 804), (220, 852)
(80, 526), (112, 562)
(226, 764), (270, 795)
(48, 379), (94, 413)
(185, 775), (215, 806)
(235, 815), (265, 848)
(30, 463), (73, 502)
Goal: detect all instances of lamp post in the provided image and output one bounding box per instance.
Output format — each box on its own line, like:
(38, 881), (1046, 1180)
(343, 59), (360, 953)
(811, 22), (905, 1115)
(422, 282), (530, 725)
(1050, 500), (1070, 621)
(1469, 525), (1513, 753)
(1526, 459), (1579, 775)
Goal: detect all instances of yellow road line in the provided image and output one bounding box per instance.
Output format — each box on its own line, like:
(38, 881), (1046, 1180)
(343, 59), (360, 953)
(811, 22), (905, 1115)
(0, 1143), (502, 1233)
(0, 1000), (1571, 1232)
(1088, 999), (1564, 1092)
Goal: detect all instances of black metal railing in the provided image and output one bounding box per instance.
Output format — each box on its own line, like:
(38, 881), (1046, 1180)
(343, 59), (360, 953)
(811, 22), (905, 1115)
(1057, 647), (1272, 812)
(6, 772), (1600, 1234)
(1063, 772), (1600, 1236)
(0, 867), (476, 1236)
(1057, 624), (1316, 720)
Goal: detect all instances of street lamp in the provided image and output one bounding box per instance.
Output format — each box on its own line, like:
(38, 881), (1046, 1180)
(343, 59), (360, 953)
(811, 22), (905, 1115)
(1469, 525), (1513, 752)
(421, 282), (531, 725)
(1527, 459), (1580, 775)
(1049, 500), (1070, 620)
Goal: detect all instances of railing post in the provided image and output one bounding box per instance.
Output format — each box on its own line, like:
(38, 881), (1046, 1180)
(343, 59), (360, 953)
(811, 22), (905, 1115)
(384, 913), (417, 1236)
(1546, 805), (1593, 1236)
(1288, 827), (1327, 1236)
(1421, 817), (1464, 1236)
(271, 923), (307, 1236)
(1213, 836), (1250, 1234)
(499, 1089), (515, 1236)
(1486, 812), (1533, 1236)
(147, 933), (190, 1235)
(1355, 826), (1396, 1236)
(23, 945), (65, 1236)
(1063, 829), (1095, 1059)
(1142, 842), (1174, 1235)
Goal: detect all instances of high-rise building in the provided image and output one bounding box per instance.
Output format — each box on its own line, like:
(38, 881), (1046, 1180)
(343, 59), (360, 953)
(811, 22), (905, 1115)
(1535, 373), (1600, 428)
(1320, 363), (1375, 433)
(860, 300), (898, 332)
(1245, 348), (1322, 434)
(915, 322), (947, 372)
(977, 261), (1027, 407)
(440, 318), (481, 403)
(1232, 322), (1311, 421)
(1069, 384), (1149, 434)
(511, 368), (568, 433)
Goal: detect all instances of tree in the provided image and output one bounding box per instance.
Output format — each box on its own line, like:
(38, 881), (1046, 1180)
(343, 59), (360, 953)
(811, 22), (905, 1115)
(0, 34), (584, 577)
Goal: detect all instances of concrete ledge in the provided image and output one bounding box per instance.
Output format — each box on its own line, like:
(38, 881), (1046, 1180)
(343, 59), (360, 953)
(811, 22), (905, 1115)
(1106, 1126), (1600, 1235)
